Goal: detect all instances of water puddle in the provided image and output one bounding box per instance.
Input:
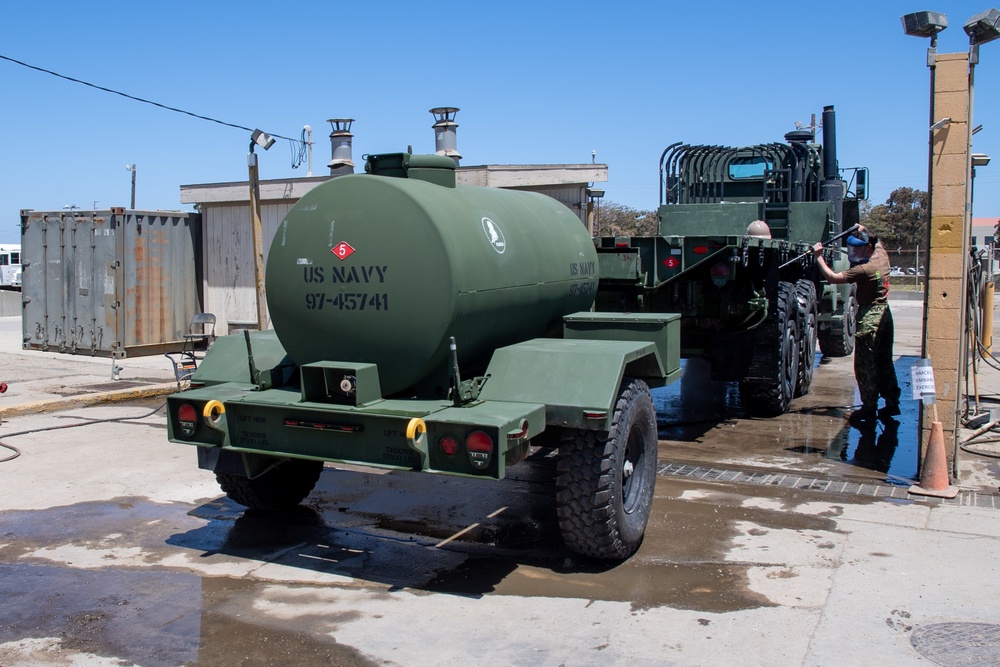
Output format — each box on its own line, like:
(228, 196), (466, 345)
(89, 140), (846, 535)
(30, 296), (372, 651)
(653, 356), (921, 483)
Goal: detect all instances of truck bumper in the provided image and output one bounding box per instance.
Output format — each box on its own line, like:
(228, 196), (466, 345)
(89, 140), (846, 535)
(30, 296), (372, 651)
(166, 383), (545, 481)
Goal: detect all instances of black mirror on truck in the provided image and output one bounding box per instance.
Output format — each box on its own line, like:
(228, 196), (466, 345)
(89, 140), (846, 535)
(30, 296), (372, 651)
(856, 168), (868, 201)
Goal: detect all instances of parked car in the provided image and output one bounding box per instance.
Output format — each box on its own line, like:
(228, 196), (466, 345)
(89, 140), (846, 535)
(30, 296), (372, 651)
(889, 267), (905, 277)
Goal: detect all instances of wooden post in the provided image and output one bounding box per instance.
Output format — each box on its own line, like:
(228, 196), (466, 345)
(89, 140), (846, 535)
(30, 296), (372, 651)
(248, 151), (267, 331)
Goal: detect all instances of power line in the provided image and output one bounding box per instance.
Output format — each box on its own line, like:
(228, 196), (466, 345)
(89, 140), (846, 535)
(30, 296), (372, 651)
(0, 52), (305, 163)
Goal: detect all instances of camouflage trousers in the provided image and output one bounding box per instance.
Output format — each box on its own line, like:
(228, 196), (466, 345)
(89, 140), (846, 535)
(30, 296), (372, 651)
(854, 304), (901, 410)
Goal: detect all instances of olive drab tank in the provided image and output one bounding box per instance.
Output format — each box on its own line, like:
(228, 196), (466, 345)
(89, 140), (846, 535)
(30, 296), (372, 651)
(265, 153), (599, 397)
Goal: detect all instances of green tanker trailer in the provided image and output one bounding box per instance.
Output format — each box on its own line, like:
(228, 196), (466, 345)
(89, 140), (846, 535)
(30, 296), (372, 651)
(167, 153), (680, 560)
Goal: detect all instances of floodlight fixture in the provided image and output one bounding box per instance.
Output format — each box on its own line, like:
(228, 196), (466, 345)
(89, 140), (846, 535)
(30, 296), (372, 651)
(251, 129), (276, 151)
(972, 153), (992, 167)
(930, 117), (952, 131)
(901, 11), (949, 39)
(964, 8), (1000, 45)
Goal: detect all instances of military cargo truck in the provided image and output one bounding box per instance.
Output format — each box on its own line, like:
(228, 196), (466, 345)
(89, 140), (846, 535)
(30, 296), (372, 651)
(594, 105), (865, 416)
(167, 153), (680, 561)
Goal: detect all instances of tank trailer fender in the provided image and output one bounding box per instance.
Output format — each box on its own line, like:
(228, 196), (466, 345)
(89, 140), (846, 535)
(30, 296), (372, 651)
(187, 329), (295, 389)
(478, 337), (676, 432)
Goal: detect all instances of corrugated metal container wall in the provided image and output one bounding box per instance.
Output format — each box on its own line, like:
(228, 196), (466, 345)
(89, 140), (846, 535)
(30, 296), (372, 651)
(20, 208), (202, 357)
(201, 201), (293, 334)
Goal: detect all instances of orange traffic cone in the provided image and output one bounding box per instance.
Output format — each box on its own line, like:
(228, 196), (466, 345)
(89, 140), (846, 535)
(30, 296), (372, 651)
(909, 421), (959, 498)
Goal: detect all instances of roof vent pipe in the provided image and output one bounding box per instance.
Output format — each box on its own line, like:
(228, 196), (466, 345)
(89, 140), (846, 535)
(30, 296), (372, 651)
(327, 118), (355, 176)
(430, 107), (461, 165)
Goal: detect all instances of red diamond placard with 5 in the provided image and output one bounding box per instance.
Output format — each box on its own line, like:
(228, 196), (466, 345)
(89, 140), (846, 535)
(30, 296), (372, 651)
(332, 242), (356, 260)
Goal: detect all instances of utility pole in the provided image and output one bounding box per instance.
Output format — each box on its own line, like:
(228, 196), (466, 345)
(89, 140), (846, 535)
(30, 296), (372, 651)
(248, 130), (275, 330)
(125, 164), (136, 209)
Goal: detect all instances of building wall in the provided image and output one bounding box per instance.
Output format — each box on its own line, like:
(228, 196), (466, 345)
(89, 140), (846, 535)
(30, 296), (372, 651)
(971, 218), (998, 248)
(515, 185), (590, 222)
(202, 201), (293, 333)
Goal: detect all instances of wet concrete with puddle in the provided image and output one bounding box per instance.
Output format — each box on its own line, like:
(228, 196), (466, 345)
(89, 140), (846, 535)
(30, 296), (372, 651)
(2, 303), (974, 666)
(0, 471), (855, 667)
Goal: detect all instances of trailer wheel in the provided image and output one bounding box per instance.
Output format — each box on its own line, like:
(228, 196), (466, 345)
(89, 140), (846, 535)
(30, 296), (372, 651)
(217, 459), (324, 510)
(794, 279), (819, 397)
(740, 281), (799, 416)
(555, 378), (657, 560)
(819, 284), (858, 357)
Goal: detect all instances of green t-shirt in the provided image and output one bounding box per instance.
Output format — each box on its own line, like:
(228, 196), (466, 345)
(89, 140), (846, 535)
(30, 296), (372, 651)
(843, 246), (890, 305)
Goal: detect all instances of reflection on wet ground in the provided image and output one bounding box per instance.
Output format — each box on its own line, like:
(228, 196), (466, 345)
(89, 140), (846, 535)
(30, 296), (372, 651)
(654, 356), (921, 483)
(0, 452), (854, 666)
(0, 562), (378, 667)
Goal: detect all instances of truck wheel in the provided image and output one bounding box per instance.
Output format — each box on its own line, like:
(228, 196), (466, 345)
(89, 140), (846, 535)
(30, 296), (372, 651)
(217, 459), (324, 510)
(819, 284), (858, 357)
(739, 281), (799, 416)
(794, 279), (818, 397)
(555, 378), (657, 560)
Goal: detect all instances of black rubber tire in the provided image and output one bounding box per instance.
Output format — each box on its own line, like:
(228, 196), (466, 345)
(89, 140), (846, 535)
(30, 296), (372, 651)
(555, 378), (657, 560)
(794, 279), (819, 397)
(739, 280), (799, 417)
(217, 459), (324, 510)
(819, 284), (857, 357)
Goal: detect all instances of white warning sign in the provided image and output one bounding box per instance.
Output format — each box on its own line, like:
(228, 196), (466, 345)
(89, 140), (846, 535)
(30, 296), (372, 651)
(911, 360), (936, 401)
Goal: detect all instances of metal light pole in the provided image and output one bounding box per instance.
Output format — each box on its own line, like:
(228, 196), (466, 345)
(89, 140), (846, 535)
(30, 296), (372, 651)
(248, 129), (275, 331)
(125, 164), (136, 209)
(959, 10), (1000, 430)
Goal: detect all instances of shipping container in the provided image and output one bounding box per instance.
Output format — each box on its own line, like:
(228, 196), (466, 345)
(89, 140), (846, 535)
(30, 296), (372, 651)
(20, 208), (202, 357)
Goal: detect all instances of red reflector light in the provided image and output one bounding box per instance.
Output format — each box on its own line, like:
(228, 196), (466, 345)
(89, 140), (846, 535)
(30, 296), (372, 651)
(693, 246), (709, 254)
(466, 431), (493, 453)
(615, 241), (630, 248)
(710, 263), (730, 279)
(283, 419), (362, 433)
(440, 436), (459, 456)
(507, 419), (529, 440)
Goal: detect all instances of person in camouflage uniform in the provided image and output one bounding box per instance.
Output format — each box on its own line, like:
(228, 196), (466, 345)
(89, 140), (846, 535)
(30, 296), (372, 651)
(812, 228), (901, 423)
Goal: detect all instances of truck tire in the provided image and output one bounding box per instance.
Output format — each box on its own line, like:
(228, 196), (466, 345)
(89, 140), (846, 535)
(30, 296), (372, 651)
(794, 279), (819, 397)
(819, 284), (858, 357)
(217, 459), (325, 510)
(555, 378), (657, 560)
(739, 281), (799, 417)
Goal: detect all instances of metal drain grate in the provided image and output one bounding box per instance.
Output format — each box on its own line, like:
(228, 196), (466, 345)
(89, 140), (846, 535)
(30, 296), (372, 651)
(911, 622), (1000, 666)
(658, 463), (999, 509)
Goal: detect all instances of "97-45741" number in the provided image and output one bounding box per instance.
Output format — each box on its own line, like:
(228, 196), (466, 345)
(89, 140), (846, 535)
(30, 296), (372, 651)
(305, 292), (389, 311)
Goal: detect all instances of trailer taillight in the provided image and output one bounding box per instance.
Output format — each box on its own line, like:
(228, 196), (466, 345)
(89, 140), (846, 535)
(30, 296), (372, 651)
(439, 435), (459, 456)
(466, 431), (493, 470)
(177, 403), (197, 437)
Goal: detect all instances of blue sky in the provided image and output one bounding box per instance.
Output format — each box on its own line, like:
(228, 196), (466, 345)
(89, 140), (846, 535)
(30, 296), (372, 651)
(2, 1), (999, 245)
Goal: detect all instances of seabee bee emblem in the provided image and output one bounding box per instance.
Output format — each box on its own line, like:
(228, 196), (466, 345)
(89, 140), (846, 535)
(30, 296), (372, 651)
(481, 217), (506, 254)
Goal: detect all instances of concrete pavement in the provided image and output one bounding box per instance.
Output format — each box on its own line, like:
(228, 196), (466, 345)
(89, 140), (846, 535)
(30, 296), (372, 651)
(0, 301), (1000, 665)
(0, 315), (180, 420)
